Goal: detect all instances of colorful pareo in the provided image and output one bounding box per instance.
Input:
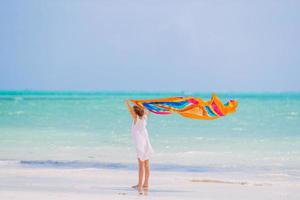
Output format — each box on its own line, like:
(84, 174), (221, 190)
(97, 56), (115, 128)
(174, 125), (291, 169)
(130, 94), (238, 120)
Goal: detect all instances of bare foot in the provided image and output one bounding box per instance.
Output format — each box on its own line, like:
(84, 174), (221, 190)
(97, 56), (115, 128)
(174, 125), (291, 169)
(143, 188), (149, 196)
(138, 188), (143, 195)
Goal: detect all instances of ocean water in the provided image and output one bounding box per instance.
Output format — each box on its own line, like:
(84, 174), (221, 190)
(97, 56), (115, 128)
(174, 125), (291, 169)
(0, 91), (299, 180)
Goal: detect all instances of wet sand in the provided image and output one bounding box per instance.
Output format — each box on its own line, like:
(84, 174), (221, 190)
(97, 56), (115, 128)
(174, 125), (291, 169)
(0, 166), (299, 200)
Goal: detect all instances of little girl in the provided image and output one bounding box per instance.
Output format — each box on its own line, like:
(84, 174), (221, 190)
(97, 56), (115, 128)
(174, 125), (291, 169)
(125, 100), (154, 192)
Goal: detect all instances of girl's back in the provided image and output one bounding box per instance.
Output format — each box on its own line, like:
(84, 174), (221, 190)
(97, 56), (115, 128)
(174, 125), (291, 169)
(131, 116), (153, 161)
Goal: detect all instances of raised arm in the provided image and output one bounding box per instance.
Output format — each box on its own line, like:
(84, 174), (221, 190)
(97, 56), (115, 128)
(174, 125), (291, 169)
(125, 100), (136, 120)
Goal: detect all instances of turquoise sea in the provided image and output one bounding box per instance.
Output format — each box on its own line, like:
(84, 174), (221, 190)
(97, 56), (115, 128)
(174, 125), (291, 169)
(0, 91), (299, 180)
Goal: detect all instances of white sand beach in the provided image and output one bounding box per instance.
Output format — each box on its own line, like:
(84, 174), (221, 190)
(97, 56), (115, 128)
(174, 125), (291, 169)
(1, 164), (299, 200)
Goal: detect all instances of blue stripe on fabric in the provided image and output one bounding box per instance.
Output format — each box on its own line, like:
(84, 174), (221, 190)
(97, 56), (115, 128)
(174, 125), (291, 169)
(143, 103), (169, 112)
(152, 101), (190, 109)
(205, 106), (217, 117)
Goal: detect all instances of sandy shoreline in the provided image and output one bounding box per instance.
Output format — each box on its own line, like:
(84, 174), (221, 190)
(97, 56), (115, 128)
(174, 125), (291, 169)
(1, 166), (299, 200)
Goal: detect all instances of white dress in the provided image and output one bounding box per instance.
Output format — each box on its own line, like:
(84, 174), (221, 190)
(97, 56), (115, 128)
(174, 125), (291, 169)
(131, 116), (154, 161)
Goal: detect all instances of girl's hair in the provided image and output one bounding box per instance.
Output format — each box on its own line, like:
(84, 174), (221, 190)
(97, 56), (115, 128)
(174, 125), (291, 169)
(133, 105), (144, 118)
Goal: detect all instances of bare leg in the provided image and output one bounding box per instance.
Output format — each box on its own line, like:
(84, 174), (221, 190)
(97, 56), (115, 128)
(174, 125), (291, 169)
(138, 159), (144, 189)
(143, 159), (150, 188)
(132, 158), (144, 192)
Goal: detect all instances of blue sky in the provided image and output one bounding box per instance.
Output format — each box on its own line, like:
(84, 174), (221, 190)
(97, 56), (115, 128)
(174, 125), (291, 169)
(0, 0), (299, 92)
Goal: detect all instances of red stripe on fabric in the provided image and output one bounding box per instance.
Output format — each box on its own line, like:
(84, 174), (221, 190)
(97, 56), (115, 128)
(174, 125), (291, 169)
(211, 102), (224, 116)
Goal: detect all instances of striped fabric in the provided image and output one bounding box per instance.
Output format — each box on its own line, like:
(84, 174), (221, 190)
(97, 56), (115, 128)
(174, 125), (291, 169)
(130, 94), (238, 120)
